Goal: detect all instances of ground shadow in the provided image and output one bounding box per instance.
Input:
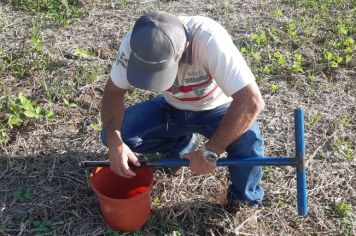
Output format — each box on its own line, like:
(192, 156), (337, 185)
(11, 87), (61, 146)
(0, 152), (250, 236)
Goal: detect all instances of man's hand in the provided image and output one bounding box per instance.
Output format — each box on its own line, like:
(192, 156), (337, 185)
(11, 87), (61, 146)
(108, 143), (141, 178)
(184, 150), (216, 174)
(102, 79), (139, 178)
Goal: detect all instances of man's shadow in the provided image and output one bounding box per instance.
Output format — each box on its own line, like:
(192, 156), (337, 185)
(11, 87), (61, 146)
(0, 152), (245, 236)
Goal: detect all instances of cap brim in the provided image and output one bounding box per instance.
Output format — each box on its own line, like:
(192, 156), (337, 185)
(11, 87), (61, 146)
(127, 54), (178, 92)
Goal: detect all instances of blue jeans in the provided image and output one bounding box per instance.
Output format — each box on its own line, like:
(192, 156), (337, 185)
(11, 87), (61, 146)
(101, 96), (264, 204)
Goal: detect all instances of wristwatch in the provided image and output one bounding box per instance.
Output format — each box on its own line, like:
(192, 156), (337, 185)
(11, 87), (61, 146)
(200, 146), (220, 163)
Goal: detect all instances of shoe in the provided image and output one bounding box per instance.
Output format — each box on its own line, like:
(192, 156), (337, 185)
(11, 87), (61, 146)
(225, 199), (259, 214)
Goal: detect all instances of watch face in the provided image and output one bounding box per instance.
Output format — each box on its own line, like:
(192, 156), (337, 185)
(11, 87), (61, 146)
(205, 152), (218, 162)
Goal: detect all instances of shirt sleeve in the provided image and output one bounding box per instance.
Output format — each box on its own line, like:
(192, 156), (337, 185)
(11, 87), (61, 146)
(110, 32), (132, 90)
(203, 30), (256, 97)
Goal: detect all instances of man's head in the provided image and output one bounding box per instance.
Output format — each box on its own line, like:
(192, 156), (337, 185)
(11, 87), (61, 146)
(127, 11), (187, 92)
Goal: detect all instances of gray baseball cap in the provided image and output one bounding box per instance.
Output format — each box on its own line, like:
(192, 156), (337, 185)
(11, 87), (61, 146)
(127, 11), (187, 92)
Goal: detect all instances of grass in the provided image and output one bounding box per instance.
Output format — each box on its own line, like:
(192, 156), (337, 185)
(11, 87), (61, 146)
(9, 0), (88, 25)
(238, 6), (355, 81)
(0, 0), (355, 235)
(12, 187), (35, 202)
(326, 202), (352, 218)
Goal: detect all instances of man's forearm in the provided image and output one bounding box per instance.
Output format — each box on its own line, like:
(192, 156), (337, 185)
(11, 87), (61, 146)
(206, 84), (264, 154)
(101, 80), (127, 147)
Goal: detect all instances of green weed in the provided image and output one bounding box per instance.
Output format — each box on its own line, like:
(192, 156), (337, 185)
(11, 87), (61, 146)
(334, 138), (354, 161)
(273, 51), (286, 65)
(106, 228), (141, 236)
(106, 229), (121, 236)
(286, 22), (297, 37)
(323, 50), (343, 69)
(251, 31), (268, 48)
(263, 166), (276, 180)
(0, 48), (11, 64)
(263, 65), (273, 75)
(0, 11), (9, 30)
(13, 187), (35, 201)
(75, 66), (101, 88)
(109, 0), (128, 8)
(325, 202), (352, 218)
(10, 61), (26, 78)
(222, 0), (234, 12)
(32, 220), (55, 235)
(0, 124), (9, 144)
(277, 199), (286, 208)
(340, 114), (350, 127)
(89, 123), (101, 132)
(74, 47), (94, 59)
(40, 78), (72, 102)
(31, 37), (43, 53)
(0, 49), (27, 79)
(29, 19), (43, 39)
(252, 51), (261, 62)
(172, 231), (183, 236)
(308, 113), (322, 126)
(106, 229), (120, 236)
(275, 8), (283, 17)
(333, 17), (355, 37)
(153, 196), (161, 206)
(3, 93), (55, 128)
(207, 0), (234, 14)
(39, 55), (59, 72)
(119, 0), (127, 8)
(156, 219), (183, 235)
(292, 53), (304, 73)
(307, 71), (316, 83)
(336, 37), (354, 64)
(11, 0), (88, 25)
(267, 27), (279, 42)
(63, 98), (77, 108)
(282, 0), (348, 10)
(269, 82), (279, 93)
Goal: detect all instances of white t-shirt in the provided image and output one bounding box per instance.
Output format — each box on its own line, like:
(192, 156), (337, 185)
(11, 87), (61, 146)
(111, 16), (256, 111)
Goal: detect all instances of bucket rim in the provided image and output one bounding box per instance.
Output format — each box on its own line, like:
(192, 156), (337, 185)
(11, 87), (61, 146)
(89, 166), (153, 202)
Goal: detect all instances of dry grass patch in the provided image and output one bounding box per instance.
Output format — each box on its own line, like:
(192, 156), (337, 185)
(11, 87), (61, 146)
(0, 0), (355, 235)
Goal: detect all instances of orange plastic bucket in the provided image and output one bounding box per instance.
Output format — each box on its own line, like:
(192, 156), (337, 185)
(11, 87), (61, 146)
(90, 166), (153, 232)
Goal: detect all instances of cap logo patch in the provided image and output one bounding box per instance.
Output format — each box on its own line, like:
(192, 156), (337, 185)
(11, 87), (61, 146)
(133, 51), (169, 64)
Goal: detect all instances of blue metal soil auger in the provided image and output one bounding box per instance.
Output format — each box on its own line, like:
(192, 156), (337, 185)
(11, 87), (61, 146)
(80, 108), (308, 216)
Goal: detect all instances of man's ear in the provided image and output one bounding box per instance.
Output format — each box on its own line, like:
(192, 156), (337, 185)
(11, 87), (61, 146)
(177, 41), (189, 61)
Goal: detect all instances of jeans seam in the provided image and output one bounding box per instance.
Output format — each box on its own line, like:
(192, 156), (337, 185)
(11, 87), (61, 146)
(140, 124), (168, 137)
